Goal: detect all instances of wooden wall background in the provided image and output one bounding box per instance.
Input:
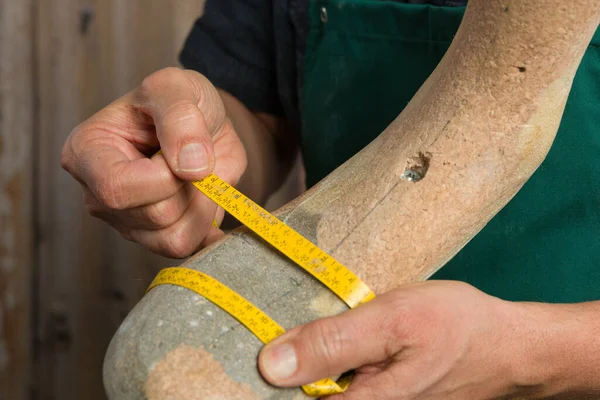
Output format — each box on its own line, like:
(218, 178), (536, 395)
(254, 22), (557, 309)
(0, 1), (262, 399)
(1, 1), (34, 399)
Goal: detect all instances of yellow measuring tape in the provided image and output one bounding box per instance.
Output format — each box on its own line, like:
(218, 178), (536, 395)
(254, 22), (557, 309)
(192, 174), (375, 308)
(148, 267), (353, 396)
(148, 153), (375, 396)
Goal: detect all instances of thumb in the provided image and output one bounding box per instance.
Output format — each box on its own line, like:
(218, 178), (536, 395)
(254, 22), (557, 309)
(134, 68), (226, 180)
(258, 294), (400, 387)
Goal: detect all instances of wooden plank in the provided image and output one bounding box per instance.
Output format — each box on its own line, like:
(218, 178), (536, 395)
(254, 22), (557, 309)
(34, 1), (206, 399)
(0, 1), (35, 400)
(36, 1), (97, 397)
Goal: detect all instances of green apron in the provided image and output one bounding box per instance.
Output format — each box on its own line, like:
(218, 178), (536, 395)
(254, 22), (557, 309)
(302, 1), (600, 303)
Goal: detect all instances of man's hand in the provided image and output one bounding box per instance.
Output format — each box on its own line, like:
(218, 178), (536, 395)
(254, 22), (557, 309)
(258, 280), (600, 399)
(62, 67), (251, 258)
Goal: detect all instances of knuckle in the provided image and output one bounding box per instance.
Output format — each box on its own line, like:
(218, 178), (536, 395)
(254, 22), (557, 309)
(382, 297), (413, 357)
(139, 67), (184, 94)
(164, 243), (193, 259)
(94, 174), (129, 210)
(162, 226), (198, 259)
(309, 319), (348, 366)
(162, 101), (203, 129)
(143, 199), (181, 228)
(183, 68), (210, 87)
(182, 69), (215, 99)
(191, 78), (225, 132)
(60, 127), (83, 174)
(60, 142), (73, 172)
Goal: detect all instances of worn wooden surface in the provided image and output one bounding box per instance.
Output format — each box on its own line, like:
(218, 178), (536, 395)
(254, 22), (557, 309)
(0, 1), (205, 399)
(34, 2), (208, 399)
(0, 1), (35, 399)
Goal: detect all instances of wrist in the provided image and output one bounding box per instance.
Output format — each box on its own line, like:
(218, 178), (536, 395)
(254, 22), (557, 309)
(501, 299), (600, 398)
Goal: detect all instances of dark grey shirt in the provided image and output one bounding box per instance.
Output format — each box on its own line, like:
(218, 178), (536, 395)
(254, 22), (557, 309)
(179, 0), (467, 129)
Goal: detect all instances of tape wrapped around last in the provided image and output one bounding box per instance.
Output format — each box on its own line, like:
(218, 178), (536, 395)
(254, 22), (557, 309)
(153, 151), (375, 306)
(148, 267), (352, 396)
(149, 154), (375, 396)
(192, 173), (376, 308)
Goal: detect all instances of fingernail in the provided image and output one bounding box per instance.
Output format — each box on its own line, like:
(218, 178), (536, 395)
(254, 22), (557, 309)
(178, 143), (209, 172)
(262, 342), (297, 382)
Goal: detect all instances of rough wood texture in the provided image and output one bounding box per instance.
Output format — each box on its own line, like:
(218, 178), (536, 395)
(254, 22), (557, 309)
(0, 1), (34, 399)
(104, 0), (600, 399)
(1, 1), (301, 398)
(33, 1), (206, 399)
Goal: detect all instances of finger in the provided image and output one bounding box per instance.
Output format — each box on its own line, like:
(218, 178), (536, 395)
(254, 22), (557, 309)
(118, 184), (197, 230)
(134, 68), (226, 181)
(82, 180), (197, 231)
(82, 186), (137, 241)
(128, 188), (220, 258)
(82, 184), (121, 226)
(64, 137), (185, 209)
(258, 290), (407, 387)
(200, 224), (226, 248)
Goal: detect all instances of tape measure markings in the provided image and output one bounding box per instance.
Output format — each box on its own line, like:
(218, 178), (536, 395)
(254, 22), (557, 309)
(148, 267), (350, 396)
(192, 175), (375, 308)
(148, 267), (285, 342)
(151, 151), (373, 395)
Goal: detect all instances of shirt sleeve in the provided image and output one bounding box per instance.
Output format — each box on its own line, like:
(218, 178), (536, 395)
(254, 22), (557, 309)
(179, 0), (284, 116)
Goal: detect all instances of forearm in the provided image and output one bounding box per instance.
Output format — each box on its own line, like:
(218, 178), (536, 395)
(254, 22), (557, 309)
(218, 89), (297, 205)
(507, 300), (600, 398)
